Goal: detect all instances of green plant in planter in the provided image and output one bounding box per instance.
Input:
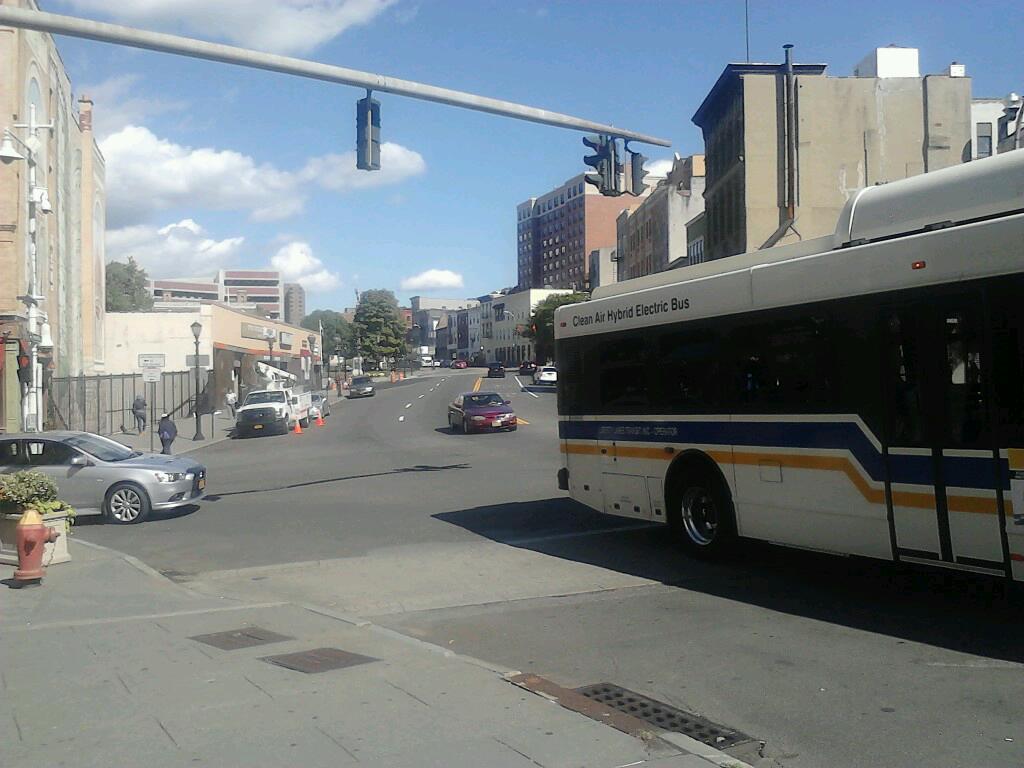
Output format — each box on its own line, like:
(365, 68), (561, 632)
(0, 470), (75, 524)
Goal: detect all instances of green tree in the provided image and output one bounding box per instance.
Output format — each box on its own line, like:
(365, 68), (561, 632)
(521, 292), (589, 363)
(105, 257), (154, 311)
(353, 289), (407, 368)
(301, 309), (354, 358)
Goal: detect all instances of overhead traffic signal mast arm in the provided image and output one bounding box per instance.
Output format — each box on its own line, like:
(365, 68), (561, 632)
(0, 5), (670, 148)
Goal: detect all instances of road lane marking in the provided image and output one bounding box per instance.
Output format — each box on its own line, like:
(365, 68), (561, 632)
(472, 377), (482, 392)
(398, 415), (405, 422)
(418, 394), (424, 399)
(405, 403), (412, 408)
(514, 376), (540, 398)
(505, 523), (658, 546)
(516, 417), (530, 425)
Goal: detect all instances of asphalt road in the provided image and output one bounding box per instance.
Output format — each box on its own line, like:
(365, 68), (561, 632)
(77, 367), (1024, 768)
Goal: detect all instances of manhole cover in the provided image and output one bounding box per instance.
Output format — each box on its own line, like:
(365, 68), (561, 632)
(576, 683), (752, 749)
(190, 626), (292, 650)
(261, 647), (377, 674)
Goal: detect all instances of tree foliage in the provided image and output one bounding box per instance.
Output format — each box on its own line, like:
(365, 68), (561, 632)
(353, 289), (407, 367)
(105, 257), (154, 312)
(301, 309), (354, 358)
(521, 292), (589, 363)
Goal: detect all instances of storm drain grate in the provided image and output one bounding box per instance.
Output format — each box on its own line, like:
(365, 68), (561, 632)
(190, 626), (293, 650)
(261, 647), (378, 674)
(576, 683), (752, 749)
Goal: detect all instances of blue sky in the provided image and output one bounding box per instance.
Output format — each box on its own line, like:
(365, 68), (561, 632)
(48, 0), (1021, 312)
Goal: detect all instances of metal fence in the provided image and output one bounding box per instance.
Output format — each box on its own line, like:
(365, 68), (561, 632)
(45, 370), (205, 436)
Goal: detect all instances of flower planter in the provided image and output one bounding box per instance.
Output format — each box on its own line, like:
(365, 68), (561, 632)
(0, 509), (72, 567)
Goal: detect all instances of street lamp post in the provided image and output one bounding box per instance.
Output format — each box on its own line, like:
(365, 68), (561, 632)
(190, 321), (205, 441)
(307, 333), (316, 385)
(2, 104), (54, 432)
(266, 335), (275, 369)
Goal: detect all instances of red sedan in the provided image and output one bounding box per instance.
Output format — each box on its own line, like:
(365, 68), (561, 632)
(448, 392), (517, 433)
(451, 359), (469, 369)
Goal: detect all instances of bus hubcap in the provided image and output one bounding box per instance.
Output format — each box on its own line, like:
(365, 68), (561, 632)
(681, 486), (717, 545)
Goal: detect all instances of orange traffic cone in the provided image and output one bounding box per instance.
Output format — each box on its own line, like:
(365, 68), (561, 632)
(316, 412), (325, 427)
(293, 418), (303, 435)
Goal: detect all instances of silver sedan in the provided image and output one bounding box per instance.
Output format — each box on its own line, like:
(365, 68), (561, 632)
(0, 431), (207, 524)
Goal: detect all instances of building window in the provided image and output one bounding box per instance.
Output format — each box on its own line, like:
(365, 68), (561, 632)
(976, 122), (993, 158)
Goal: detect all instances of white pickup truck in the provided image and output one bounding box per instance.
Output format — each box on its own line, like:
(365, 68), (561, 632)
(234, 387), (312, 436)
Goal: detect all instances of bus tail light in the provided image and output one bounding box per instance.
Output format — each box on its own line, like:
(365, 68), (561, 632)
(912, 260), (927, 270)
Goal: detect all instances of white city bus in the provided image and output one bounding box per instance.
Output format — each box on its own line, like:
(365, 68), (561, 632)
(554, 150), (1024, 582)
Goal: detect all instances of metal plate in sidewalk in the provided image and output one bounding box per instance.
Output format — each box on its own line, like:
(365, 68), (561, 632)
(576, 683), (752, 749)
(261, 647), (378, 674)
(190, 626), (293, 650)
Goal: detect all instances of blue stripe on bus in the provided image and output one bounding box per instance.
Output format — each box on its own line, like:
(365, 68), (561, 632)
(558, 418), (1005, 491)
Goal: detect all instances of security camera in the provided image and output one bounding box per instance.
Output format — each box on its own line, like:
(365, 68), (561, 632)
(31, 187), (53, 214)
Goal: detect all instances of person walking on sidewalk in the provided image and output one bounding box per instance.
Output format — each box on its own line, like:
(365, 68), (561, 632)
(158, 413), (177, 455)
(131, 394), (147, 434)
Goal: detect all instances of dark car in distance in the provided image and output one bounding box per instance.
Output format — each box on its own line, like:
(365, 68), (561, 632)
(518, 361), (537, 376)
(347, 375), (376, 398)
(487, 362), (506, 378)
(451, 360), (469, 369)
(448, 392), (517, 433)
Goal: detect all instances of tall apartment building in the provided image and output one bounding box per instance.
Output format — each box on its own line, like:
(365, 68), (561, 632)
(692, 45), (971, 262)
(283, 282), (306, 325)
(516, 174), (648, 291)
(1, 0), (107, 432)
(149, 269), (284, 319)
(615, 155), (705, 281)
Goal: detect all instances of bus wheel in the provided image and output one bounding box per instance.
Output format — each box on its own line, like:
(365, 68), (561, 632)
(669, 473), (736, 558)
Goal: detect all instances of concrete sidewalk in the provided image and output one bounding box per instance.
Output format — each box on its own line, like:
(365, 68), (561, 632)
(0, 540), (749, 768)
(113, 408), (237, 455)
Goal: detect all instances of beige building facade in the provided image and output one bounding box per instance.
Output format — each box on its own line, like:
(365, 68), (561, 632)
(615, 155), (705, 281)
(692, 46), (971, 263)
(0, 0), (106, 432)
(106, 303), (323, 408)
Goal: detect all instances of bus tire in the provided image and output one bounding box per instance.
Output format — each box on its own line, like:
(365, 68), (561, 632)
(667, 464), (736, 558)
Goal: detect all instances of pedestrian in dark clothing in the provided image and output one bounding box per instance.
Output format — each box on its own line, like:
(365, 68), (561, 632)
(131, 395), (147, 434)
(158, 413), (177, 455)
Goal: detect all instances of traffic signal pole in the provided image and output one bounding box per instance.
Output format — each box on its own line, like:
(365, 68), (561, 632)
(0, 6), (670, 148)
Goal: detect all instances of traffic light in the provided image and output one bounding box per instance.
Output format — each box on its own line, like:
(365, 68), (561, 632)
(625, 143), (648, 196)
(583, 134), (622, 196)
(356, 94), (381, 171)
(16, 342), (31, 387)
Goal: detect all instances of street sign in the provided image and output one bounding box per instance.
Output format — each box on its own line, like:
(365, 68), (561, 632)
(141, 365), (161, 383)
(186, 354), (211, 366)
(138, 353), (166, 367)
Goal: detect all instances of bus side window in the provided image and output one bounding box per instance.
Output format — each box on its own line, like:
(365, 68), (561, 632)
(989, 283), (1024, 446)
(598, 333), (651, 414)
(656, 326), (720, 413)
(884, 313), (925, 445)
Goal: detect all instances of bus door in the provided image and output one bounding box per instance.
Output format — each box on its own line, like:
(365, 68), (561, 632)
(883, 298), (1006, 573)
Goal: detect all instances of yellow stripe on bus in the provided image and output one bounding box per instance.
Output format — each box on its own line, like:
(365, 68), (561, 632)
(560, 441), (1007, 516)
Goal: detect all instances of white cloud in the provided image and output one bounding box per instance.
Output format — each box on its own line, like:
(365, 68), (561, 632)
(644, 158), (674, 178)
(82, 74), (185, 139)
(101, 126), (295, 228)
(271, 241), (341, 292)
(106, 219), (245, 278)
(400, 269), (464, 292)
(101, 126), (426, 228)
(65, 0), (398, 55)
(302, 143), (426, 191)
